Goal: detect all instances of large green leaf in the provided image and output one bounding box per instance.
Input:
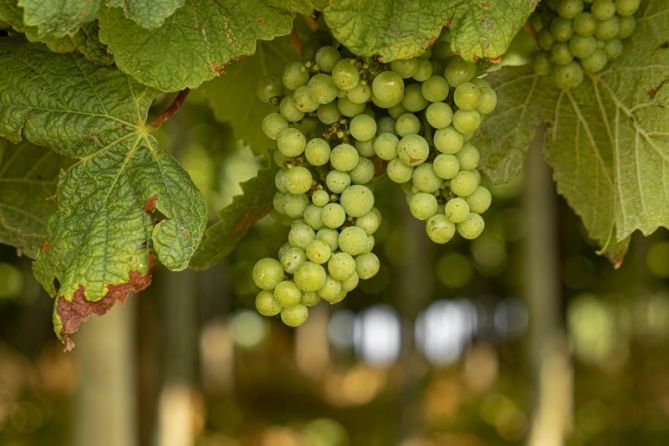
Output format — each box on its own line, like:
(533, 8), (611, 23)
(323, 0), (535, 62)
(0, 40), (207, 346)
(106, 0), (185, 29)
(97, 0), (294, 92)
(200, 37), (299, 155)
(264, 0), (324, 15)
(477, 0), (669, 257)
(17, 0), (99, 38)
(0, 141), (71, 258)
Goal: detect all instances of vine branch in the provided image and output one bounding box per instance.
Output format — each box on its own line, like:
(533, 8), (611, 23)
(150, 89), (190, 128)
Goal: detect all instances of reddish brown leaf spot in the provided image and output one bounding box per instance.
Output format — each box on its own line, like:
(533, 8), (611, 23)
(480, 2), (490, 8)
(647, 79), (668, 99)
(232, 205), (272, 237)
(144, 195), (158, 212)
(429, 35), (438, 46)
(257, 17), (265, 24)
(290, 30), (302, 53)
(56, 254), (155, 351)
(487, 56), (502, 64)
(209, 62), (225, 75)
(41, 241), (49, 253)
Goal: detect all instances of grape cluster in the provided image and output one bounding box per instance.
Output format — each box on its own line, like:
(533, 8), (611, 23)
(252, 36), (496, 326)
(531, 0), (640, 89)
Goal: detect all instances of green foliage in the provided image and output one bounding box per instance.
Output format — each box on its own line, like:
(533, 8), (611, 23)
(106, 0), (186, 29)
(17, 0), (100, 38)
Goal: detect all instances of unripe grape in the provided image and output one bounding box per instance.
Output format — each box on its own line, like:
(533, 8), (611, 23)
(457, 213), (485, 239)
(277, 127), (306, 157)
(537, 29), (555, 51)
(605, 39), (623, 59)
(257, 76), (283, 103)
(350, 114), (378, 141)
(395, 112), (421, 136)
(252, 258), (284, 290)
(332, 58), (360, 90)
(580, 49), (608, 73)
(433, 154), (460, 179)
(308, 73), (338, 104)
(318, 276), (343, 303)
(288, 222), (315, 249)
(281, 304), (309, 327)
(326, 170), (351, 194)
(312, 189), (330, 207)
(617, 16), (636, 39)
(421, 75), (449, 102)
(426, 102), (453, 129)
(569, 35), (598, 59)
(315, 45), (341, 72)
(331, 144), (360, 172)
(377, 116), (396, 134)
(256, 290), (281, 316)
(305, 138), (331, 166)
(341, 272), (359, 292)
(356, 253), (380, 279)
(338, 97), (366, 117)
(591, 0), (616, 20)
(454, 82), (481, 111)
(356, 139), (375, 157)
(356, 209), (382, 235)
(279, 95), (305, 122)
(282, 62), (309, 90)
(434, 127), (464, 154)
(350, 157), (375, 184)
(409, 192), (439, 220)
(316, 228), (339, 251)
(477, 87), (498, 114)
(453, 110), (482, 135)
(574, 12), (597, 36)
(338, 226), (369, 255)
(457, 144), (480, 170)
(550, 42), (574, 65)
(595, 17), (620, 41)
(328, 252), (357, 281)
(284, 166), (312, 194)
(347, 83), (372, 104)
(445, 58), (476, 86)
(397, 134), (429, 166)
(391, 58), (418, 78)
(274, 280), (302, 307)
(402, 84), (428, 112)
(412, 163), (442, 193)
(317, 102), (341, 124)
(616, 0), (640, 16)
(303, 205), (323, 230)
(374, 133), (399, 160)
(387, 158), (414, 183)
(262, 112), (288, 140)
(557, 0), (584, 19)
(301, 291), (321, 307)
(445, 197), (470, 223)
(321, 203), (346, 228)
(533, 52), (554, 76)
(550, 18), (574, 42)
(340, 185), (375, 217)
(372, 71), (404, 107)
(413, 58), (434, 81)
(426, 214), (456, 244)
(554, 61), (585, 89)
(294, 261), (327, 292)
(466, 186), (492, 213)
(282, 194), (309, 218)
(450, 170), (480, 197)
(388, 103), (407, 119)
(306, 239), (332, 264)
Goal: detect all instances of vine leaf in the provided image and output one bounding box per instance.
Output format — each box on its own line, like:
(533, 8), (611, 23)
(200, 37), (299, 155)
(0, 40), (207, 348)
(106, 0), (185, 29)
(16, 0), (99, 38)
(477, 0), (669, 259)
(264, 0), (325, 15)
(0, 141), (72, 258)
(323, 0), (536, 62)
(97, 0), (294, 92)
(190, 166), (278, 270)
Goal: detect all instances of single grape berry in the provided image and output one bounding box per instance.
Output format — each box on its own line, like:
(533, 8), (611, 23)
(257, 77), (283, 103)
(332, 58), (360, 90)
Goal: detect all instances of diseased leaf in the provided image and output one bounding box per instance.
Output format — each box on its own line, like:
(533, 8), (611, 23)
(97, 0), (294, 92)
(200, 37), (299, 155)
(190, 166), (277, 270)
(265, 0), (323, 15)
(0, 141), (71, 258)
(106, 0), (185, 29)
(323, 0), (535, 62)
(17, 0), (100, 38)
(477, 0), (669, 259)
(0, 40), (207, 346)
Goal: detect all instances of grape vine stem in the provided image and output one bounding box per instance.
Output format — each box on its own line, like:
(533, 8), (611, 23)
(150, 89), (190, 128)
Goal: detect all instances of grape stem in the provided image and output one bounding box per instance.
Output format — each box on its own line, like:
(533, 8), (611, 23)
(150, 88), (190, 128)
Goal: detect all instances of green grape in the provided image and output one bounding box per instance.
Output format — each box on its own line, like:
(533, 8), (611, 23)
(326, 170), (351, 194)
(433, 154), (460, 179)
(317, 102), (341, 124)
(289, 222), (315, 249)
(301, 31), (332, 60)
(252, 258), (284, 290)
(372, 71), (404, 108)
(444, 58), (476, 87)
(444, 197), (470, 223)
(401, 84), (429, 112)
(308, 74), (338, 104)
(591, 0), (616, 20)
(412, 163), (442, 193)
(355, 139), (375, 157)
(472, 78), (491, 89)
(364, 235), (375, 254)
(595, 17), (620, 41)
(391, 58), (418, 78)
(293, 85), (319, 112)
(328, 252), (357, 281)
(277, 128), (306, 157)
(580, 49), (608, 73)
(318, 276), (343, 303)
(294, 261), (327, 292)
(434, 127), (464, 154)
(256, 290), (281, 316)
(279, 95), (305, 122)
(568, 35), (598, 58)
(452, 110), (482, 135)
(533, 52), (554, 76)
(604, 39), (624, 59)
(457, 213), (485, 239)
(554, 61), (585, 89)
(394, 113), (421, 136)
(274, 280), (302, 307)
(426, 102), (453, 129)
(477, 87), (498, 114)
(338, 226), (369, 255)
(550, 18), (574, 42)
(284, 166), (312, 194)
(315, 45), (342, 72)
(617, 16), (636, 39)
(356, 253), (380, 279)
(374, 133), (399, 160)
(413, 58), (434, 81)
(304, 204), (324, 229)
(356, 209), (382, 235)
(282, 62), (309, 90)
(453, 82), (481, 111)
(466, 186), (492, 213)
(350, 158), (375, 184)
(340, 185), (375, 217)
(301, 291), (321, 307)
(338, 97), (366, 117)
(332, 58), (360, 90)
(262, 112), (289, 140)
(558, 0), (584, 19)
(388, 103), (407, 119)
(317, 228), (339, 251)
(409, 192), (439, 220)
(331, 144), (360, 172)
(306, 239), (332, 264)
(457, 144), (480, 170)
(305, 138), (331, 166)
(273, 192), (288, 214)
(350, 114), (378, 141)
(257, 77), (283, 103)
(574, 12), (597, 36)
(550, 42), (574, 65)
(450, 170), (480, 197)
(377, 116), (396, 134)
(616, 0), (640, 16)
(426, 214), (456, 244)
(341, 272), (360, 292)
(282, 193), (310, 218)
(421, 75), (450, 102)
(537, 29), (555, 51)
(387, 158), (414, 183)
(529, 13), (544, 32)
(312, 189), (330, 207)
(321, 203), (346, 228)
(281, 304), (309, 327)
(397, 134), (429, 166)
(347, 83), (372, 104)
(275, 169), (288, 192)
